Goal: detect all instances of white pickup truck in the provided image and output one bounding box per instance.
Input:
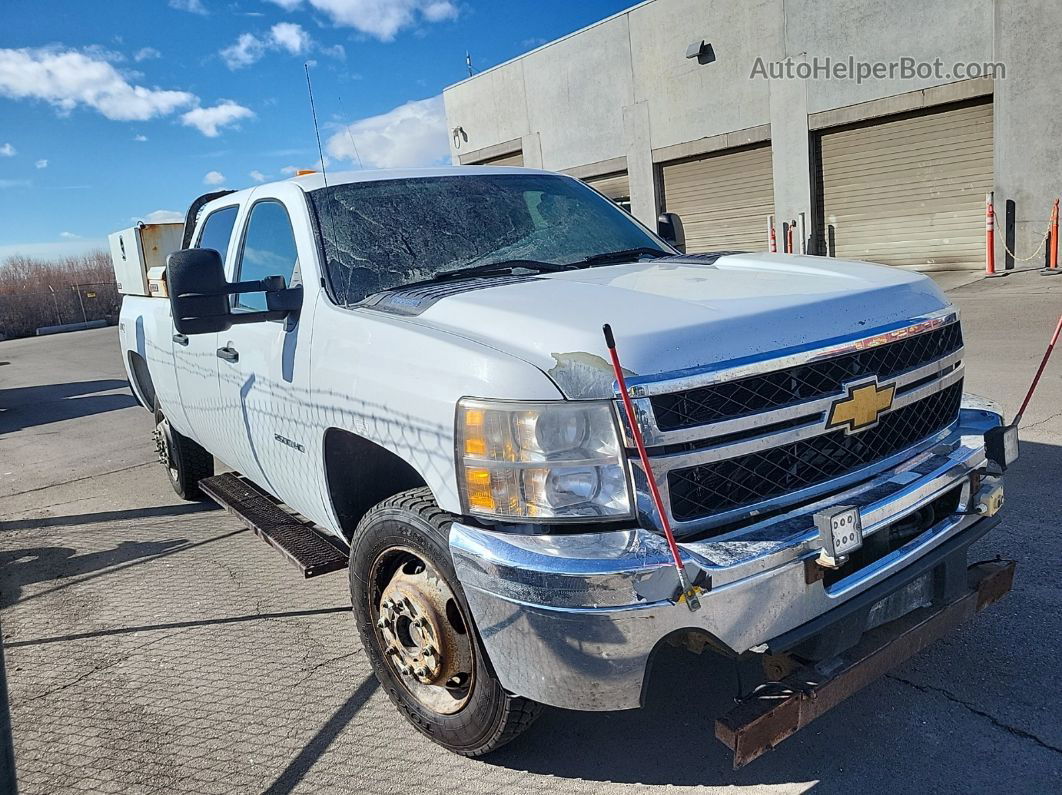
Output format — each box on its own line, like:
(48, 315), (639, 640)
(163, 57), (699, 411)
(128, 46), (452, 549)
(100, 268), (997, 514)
(116, 167), (1017, 765)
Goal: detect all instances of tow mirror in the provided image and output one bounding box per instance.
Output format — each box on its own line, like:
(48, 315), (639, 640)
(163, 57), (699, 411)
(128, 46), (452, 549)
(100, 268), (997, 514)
(167, 248), (301, 335)
(657, 212), (686, 253)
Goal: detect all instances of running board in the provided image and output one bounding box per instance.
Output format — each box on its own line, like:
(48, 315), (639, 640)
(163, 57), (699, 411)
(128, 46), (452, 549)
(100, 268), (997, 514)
(715, 559), (1015, 769)
(199, 473), (348, 578)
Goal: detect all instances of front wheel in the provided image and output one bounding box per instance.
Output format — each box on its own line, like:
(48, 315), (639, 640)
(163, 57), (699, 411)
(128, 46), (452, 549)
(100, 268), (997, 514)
(153, 411), (213, 500)
(349, 488), (541, 756)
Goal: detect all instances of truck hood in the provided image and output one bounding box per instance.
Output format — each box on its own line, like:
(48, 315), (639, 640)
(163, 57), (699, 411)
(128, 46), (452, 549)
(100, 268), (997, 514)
(399, 253), (952, 399)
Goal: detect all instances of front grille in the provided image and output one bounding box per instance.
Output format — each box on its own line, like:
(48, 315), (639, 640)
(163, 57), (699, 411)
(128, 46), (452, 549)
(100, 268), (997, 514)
(651, 322), (963, 432)
(667, 380), (963, 522)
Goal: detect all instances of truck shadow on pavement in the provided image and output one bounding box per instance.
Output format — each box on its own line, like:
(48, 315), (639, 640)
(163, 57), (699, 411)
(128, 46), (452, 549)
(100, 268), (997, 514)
(0, 539), (188, 608)
(0, 378), (136, 434)
(0, 502), (217, 533)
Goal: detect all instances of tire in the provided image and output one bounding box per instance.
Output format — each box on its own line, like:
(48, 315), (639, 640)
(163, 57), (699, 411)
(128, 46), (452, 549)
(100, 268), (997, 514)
(154, 410), (214, 501)
(349, 488), (541, 756)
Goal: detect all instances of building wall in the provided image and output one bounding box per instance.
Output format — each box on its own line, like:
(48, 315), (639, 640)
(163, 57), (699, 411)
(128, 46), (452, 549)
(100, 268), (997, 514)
(444, 0), (1060, 269)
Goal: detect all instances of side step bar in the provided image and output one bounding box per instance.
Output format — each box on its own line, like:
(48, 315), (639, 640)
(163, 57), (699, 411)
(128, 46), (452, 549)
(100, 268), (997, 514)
(199, 473), (348, 578)
(715, 559), (1016, 769)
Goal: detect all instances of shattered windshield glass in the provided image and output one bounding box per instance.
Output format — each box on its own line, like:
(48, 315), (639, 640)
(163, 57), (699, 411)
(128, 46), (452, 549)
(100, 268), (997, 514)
(308, 174), (667, 305)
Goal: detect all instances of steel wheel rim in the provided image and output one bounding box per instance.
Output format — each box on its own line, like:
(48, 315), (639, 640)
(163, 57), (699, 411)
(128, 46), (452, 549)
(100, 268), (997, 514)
(369, 545), (475, 714)
(155, 418), (179, 484)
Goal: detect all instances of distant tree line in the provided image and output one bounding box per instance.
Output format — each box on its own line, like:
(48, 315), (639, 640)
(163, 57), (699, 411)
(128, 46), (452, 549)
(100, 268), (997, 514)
(0, 251), (119, 340)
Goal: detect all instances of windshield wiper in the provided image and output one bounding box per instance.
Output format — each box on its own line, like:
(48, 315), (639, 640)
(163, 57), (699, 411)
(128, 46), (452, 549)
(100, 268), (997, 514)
(433, 259), (568, 280)
(570, 247), (671, 268)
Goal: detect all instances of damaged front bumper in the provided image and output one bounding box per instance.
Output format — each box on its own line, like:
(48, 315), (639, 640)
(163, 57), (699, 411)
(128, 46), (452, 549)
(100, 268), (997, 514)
(449, 407), (1010, 711)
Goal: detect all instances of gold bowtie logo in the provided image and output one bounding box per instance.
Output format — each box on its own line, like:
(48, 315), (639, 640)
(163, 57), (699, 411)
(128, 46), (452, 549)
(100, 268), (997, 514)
(827, 380), (896, 433)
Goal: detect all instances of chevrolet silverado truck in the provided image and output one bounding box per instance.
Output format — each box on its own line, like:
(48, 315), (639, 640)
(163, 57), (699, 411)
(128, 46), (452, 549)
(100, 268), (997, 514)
(115, 166), (1018, 766)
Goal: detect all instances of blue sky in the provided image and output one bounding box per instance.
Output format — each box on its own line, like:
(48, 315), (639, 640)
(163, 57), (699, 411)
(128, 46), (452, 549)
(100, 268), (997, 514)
(0, 0), (631, 260)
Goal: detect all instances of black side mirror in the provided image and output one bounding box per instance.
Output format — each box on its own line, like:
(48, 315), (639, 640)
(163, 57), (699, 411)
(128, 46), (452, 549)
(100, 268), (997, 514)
(167, 248), (300, 335)
(657, 212), (686, 253)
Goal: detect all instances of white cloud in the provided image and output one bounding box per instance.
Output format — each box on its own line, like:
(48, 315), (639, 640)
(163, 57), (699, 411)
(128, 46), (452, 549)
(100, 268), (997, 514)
(203, 170), (225, 185)
(0, 47), (196, 122)
(0, 179), (31, 188)
(169, 0), (207, 14)
(221, 23), (315, 69)
(140, 209), (185, 223)
(249, 169), (267, 182)
(35, 159), (48, 169)
(220, 33), (267, 69)
(181, 101), (254, 137)
(134, 47), (161, 62)
(134, 134), (148, 142)
(0, 142), (14, 156)
(270, 23), (311, 55)
(280, 165), (299, 175)
(269, 0), (458, 41)
(326, 94), (448, 169)
(321, 43), (346, 60)
(59, 231), (81, 239)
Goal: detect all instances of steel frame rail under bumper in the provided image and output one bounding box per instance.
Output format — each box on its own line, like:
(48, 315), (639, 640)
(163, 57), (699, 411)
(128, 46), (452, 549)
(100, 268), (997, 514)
(715, 557), (1015, 769)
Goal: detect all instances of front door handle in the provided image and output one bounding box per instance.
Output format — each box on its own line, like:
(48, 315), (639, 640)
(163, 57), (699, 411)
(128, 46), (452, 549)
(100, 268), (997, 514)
(216, 346), (239, 363)
(173, 333), (189, 346)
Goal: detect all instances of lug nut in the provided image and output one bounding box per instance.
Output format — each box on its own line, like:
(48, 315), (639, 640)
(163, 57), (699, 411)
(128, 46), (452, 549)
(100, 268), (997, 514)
(414, 667), (429, 678)
(376, 617), (388, 629)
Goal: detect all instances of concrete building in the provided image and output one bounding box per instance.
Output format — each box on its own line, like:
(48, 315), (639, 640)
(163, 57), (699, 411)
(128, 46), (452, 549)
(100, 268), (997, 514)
(443, 0), (1061, 272)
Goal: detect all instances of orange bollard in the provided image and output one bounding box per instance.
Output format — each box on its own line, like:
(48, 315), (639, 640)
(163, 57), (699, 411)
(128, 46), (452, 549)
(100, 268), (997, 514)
(768, 215), (777, 252)
(986, 192), (1003, 278)
(1041, 198), (1060, 277)
(1051, 199), (1059, 269)
(787, 221), (794, 255)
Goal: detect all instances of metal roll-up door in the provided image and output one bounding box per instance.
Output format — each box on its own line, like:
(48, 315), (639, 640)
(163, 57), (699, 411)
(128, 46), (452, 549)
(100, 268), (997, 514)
(661, 144), (774, 253)
(474, 150), (523, 166)
(818, 99), (993, 270)
(585, 171), (631, 210)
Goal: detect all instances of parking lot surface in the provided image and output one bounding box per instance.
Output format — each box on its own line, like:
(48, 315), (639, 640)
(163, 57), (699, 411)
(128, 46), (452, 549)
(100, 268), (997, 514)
(1, 270), (1061, 794)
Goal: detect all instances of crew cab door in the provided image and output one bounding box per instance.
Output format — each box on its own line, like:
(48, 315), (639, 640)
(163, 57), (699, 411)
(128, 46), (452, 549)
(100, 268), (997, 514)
(215, 192), (317, 512)
(171, 203), (239, 456)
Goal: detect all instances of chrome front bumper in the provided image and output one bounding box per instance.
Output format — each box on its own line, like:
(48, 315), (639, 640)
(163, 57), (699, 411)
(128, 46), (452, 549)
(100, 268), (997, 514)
(449, 407), (1006, 711)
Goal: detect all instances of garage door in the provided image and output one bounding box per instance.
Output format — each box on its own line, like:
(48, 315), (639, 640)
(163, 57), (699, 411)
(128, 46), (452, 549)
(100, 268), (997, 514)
(818, 100), (993, 270)
(660, 144), (774, 252)
(585, 171), (631, 210)
(473, 150), (523, 166)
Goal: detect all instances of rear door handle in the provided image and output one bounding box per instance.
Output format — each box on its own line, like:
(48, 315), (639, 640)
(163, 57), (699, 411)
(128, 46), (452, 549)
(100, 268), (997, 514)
(173, 333), (189, 346)
(216, 346), (239, 363)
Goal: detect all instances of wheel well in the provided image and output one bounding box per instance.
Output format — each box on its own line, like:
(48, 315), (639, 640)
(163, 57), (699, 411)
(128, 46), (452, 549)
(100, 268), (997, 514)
(127, 351), (156, 411)
(324, 428), (429, 540)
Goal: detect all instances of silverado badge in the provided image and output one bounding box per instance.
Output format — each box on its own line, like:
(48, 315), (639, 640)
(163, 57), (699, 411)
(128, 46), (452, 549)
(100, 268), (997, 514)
(827, 379), (896, 434)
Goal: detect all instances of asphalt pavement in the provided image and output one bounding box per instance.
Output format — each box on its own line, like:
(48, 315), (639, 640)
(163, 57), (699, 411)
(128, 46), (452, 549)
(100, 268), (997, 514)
(1, 269), (1060, 793)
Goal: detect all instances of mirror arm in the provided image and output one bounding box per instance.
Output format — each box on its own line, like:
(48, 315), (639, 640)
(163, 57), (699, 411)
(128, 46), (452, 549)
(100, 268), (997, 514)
(227, 310), (289, 326)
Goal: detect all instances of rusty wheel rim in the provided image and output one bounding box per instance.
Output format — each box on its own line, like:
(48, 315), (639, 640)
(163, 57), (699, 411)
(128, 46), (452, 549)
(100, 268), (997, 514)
(154, 418), (179, 484)
(370, 546), (474, 714)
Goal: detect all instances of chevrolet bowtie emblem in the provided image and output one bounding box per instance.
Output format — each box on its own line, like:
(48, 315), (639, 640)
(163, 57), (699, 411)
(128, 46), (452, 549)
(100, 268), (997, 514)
(827, 379), (896, 434)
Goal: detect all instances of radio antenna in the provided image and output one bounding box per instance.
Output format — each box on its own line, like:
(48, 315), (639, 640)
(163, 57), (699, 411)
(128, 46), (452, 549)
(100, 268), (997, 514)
(304, 62), (328, 187)
(336, 94), (364, 170)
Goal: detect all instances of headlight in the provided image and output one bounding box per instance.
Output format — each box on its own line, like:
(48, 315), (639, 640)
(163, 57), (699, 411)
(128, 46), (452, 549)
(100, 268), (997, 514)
(456, 398), (632, 521)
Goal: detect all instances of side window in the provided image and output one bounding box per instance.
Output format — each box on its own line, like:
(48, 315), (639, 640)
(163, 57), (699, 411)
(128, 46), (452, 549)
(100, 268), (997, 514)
(195, 206), (239, 264)
(234, 200), (300, 312)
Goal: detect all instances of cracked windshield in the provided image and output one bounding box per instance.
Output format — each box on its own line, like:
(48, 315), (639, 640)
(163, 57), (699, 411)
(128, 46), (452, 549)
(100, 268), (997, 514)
(309, 173), (666, 305)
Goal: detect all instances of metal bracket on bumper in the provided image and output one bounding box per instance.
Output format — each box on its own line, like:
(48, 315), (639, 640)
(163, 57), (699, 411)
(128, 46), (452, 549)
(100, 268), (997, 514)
(715, 558), (1016, 769)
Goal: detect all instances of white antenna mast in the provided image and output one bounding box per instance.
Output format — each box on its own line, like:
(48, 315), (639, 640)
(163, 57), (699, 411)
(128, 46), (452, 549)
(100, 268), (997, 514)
(304, 62), (328, 187)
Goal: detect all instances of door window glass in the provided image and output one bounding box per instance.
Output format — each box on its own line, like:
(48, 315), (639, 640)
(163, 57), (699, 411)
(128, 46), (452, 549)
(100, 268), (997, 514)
(195, 206), (239, 264)
(235, 200), (300, 311)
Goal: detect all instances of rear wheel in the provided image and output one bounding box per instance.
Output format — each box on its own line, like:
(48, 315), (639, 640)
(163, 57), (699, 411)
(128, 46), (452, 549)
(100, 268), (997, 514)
(349, 488), (541, 756)
(153, 411), (213, 501)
